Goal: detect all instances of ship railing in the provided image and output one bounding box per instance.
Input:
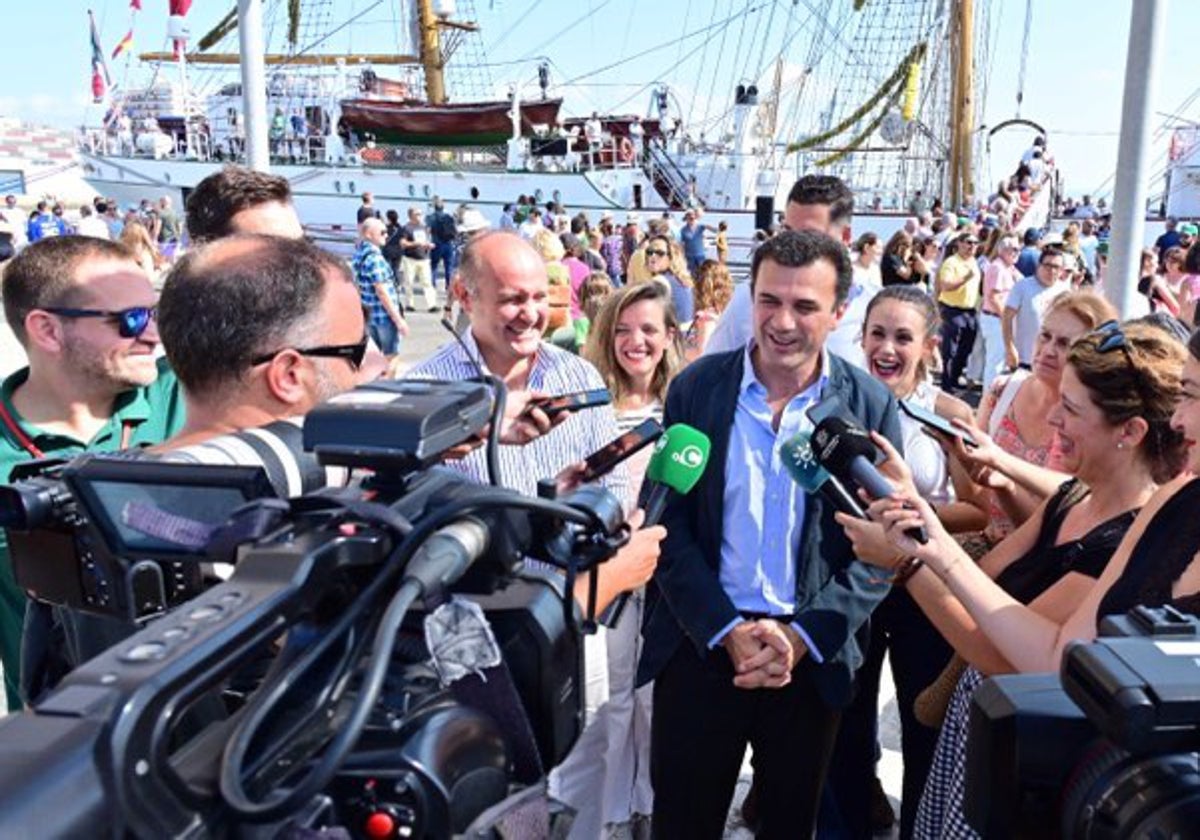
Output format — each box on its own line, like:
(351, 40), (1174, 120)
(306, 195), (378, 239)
(644, 139), (693, 208)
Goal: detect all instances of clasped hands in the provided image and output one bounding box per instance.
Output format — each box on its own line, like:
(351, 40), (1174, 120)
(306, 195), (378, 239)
(723, 619), (807, 690)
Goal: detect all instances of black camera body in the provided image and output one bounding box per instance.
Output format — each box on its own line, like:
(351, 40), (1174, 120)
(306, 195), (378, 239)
(966, 605), (1200, 839)
(0, 380), (627, 838)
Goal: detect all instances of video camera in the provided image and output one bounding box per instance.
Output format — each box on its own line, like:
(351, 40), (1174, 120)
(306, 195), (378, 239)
(0, 380), (631, 838)
(965, 605), (1200, 838)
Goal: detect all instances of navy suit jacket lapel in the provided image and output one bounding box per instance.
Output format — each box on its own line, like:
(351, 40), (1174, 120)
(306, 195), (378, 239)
(701, 350), (745, 569)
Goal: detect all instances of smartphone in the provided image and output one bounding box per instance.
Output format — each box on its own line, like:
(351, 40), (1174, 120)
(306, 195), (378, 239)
(578, 418), (664, 483)
(899, 400), (978, 447)
(532, 388), (612, 417)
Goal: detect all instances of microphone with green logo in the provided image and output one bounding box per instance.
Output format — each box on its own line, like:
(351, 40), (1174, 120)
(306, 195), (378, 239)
(604, 424), (711, 628)
(642, 423), (712, 525)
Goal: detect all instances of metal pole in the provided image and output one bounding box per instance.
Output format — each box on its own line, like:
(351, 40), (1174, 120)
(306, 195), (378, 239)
(1108, 0), (1169, 316)
(238, 0), (270, 172)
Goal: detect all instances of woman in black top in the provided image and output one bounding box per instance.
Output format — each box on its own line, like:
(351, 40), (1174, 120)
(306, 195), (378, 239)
(842, 321), (1188, 837)
(864, 321), (1191, 673)
(881, 230), (920, 287)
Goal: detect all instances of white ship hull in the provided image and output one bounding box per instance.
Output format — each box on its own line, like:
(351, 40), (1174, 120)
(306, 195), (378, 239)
(81, 152), (915, 256)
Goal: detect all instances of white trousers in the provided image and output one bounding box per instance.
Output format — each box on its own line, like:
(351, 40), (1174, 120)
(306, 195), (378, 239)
(400, 256), (437, 311)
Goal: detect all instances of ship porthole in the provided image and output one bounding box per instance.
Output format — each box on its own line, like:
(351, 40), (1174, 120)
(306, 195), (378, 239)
(408, 184), (416, 197)
(164, 173), (171, 184)
(470, 186), (480, 199)
(552, 190), (561, 203)
(334, 180), (342, 193)
(534, 188), (543, 202)
(423, 185), (430, 197)
(349, 181), (356, 193)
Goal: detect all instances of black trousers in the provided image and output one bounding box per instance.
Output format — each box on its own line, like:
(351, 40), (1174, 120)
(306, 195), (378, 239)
(939, 304), (978, 391)
(651, 643), (842, 840)
(823, 588), (953, 839)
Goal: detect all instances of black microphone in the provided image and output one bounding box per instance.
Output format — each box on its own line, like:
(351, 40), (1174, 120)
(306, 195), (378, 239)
(811, 416), (928, 544)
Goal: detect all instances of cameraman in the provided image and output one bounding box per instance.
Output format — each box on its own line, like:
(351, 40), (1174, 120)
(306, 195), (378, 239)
(0, 236), (184, 710)
(156, 234), (385, 460)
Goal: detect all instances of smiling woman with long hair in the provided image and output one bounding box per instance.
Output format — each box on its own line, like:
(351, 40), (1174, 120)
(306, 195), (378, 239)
(551, 282), (684, 836)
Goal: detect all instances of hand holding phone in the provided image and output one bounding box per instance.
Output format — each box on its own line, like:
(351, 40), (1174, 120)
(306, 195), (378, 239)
(529, 388), (612, 418)
(578, 418), (664, 483)
(899, 400), (978, 448)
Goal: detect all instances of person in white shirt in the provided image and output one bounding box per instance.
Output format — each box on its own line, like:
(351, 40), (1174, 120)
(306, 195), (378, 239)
(74, 204), (111, 240)
(584, 113), (604, 166)
(1002, 248), (1070, 370)
(705, 174), (855, 357)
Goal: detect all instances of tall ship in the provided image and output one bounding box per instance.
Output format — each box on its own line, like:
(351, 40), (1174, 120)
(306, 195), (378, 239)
(79, 0), (1016, 249)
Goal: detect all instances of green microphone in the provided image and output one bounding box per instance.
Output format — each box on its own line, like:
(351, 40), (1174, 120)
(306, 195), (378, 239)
(642, 423), (712, 525)
(606, 423), (712, 628)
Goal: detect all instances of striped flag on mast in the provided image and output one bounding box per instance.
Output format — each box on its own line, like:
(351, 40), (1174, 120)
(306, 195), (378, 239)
(88, 9), (113, 103)
(111, 30), (134, 60)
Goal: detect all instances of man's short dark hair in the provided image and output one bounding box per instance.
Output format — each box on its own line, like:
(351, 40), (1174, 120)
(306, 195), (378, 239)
(185, 166), (293, 244)
(159, 235), (351, 397)
(1023, 228), (1040, 246)
(2, 236), (136, 345)
(786, 175), (855, 225)
(1038, 246), (1064, 265)
(750, 229), (853, 306)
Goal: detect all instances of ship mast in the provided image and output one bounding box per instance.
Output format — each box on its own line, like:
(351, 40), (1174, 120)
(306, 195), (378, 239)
(948, 0), (975, 209)
(418, 0), (446, 104)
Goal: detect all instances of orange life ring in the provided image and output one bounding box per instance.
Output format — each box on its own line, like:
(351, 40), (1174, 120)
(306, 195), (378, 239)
(619, 136), (635, 163)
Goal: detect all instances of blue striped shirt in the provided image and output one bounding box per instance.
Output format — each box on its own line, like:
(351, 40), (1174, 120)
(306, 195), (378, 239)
(405, 329), (630, 507)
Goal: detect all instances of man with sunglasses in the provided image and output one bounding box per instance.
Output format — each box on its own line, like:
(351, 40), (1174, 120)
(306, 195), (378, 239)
(0, 235), (184, 710)
(18, 234), (389, 704)
(156, 234), (383, 453)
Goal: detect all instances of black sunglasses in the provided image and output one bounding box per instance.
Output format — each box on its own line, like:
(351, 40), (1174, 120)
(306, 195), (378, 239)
(44, 305), (157, 339)
(251, 332), (370, 371)
(645, 249), (668, 258)
(1091, 320), (1152, 404)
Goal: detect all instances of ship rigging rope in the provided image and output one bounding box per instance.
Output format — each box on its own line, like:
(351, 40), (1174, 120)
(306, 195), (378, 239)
(1015, 0), (1032, 116)
(785, 41), (927, 154)
(490, 0), (545, 52)
(517, 0), (615, 63)
(560, 4), (769, 87)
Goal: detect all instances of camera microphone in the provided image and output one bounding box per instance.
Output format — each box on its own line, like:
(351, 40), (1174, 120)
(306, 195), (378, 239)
(606, 423), (711, 627)
(780, 431), (865, 518)
(811, 415), (928, 544)
(403, 517), (490, 594)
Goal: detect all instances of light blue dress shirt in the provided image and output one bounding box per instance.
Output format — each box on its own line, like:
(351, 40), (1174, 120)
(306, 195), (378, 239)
(708, 342), (831, 661)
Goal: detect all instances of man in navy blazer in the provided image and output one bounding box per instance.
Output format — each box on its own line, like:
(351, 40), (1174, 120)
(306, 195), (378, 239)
(639, 229), (902, 838)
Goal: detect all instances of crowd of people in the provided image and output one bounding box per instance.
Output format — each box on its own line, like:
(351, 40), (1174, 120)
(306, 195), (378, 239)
(1, 159), (1200, 840)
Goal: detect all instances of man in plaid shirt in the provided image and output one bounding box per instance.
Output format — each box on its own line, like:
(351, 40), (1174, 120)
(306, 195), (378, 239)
(353, 217), (408, 356)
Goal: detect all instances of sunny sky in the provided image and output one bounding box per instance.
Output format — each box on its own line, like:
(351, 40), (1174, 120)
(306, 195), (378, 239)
(0, 1), (1193, 203)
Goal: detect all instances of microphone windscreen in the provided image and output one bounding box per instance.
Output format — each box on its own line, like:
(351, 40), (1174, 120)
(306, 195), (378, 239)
(645, 423), (711, 495)
(812, 416), (877, 474)
(780, 431), (833, 493)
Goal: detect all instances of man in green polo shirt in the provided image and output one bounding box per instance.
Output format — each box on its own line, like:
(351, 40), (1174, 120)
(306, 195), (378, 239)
(0, 236), (183, 710)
